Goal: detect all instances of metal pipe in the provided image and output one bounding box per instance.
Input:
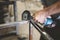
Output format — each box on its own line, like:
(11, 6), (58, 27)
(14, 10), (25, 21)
(14, 1), (17, 21)
(0, 21), (28, 29)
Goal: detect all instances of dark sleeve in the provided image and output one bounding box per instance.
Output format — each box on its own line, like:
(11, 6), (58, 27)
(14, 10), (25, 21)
(58, 0), (60, 1)
(41, 0), (58, 7)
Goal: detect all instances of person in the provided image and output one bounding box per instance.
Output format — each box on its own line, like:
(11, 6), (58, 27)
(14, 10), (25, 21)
(33, 0), (60, 40)
(33, 1), (60, 23)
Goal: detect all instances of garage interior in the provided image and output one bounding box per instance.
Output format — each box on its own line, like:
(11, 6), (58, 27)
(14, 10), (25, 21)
(0, 0), (60, 40)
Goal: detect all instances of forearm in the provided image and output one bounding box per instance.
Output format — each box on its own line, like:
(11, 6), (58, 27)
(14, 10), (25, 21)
(45, 1), (60, 16)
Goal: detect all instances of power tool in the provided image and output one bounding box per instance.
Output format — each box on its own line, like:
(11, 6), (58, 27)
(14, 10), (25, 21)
(22, 10), (55, 40)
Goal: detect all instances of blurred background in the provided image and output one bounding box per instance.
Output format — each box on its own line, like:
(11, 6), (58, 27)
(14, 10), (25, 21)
(0, 0), (60, 40)
(0, 0), (44, 40)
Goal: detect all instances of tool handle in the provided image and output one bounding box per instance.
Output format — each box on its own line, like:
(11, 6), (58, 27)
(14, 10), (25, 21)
(30, 19), (54, 40)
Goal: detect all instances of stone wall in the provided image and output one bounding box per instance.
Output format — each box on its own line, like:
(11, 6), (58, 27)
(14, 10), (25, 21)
(16, 0), (43, 40)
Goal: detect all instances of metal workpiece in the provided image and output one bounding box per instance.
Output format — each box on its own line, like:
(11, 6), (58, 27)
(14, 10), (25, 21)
(0, 20), (28, 29)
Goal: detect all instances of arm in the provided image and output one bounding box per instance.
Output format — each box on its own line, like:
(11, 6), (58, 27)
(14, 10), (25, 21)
(45, 1), (60, 16)
(33, 0), (60, 23)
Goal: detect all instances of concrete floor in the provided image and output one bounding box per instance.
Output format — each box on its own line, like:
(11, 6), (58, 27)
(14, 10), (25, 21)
(0, 35), (18, 40)
(0, 27), (17, 40)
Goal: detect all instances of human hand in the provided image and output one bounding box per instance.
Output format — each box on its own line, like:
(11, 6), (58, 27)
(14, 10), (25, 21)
(33, 10), (48, 23)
